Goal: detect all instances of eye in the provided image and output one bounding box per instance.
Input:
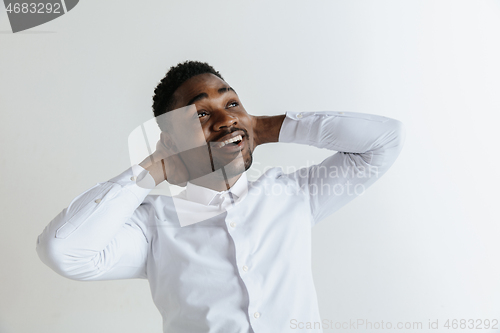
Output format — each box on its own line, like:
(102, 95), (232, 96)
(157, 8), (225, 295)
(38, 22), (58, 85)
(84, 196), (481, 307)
(197, 111), (208, 118)
(227, 101), (239, 108)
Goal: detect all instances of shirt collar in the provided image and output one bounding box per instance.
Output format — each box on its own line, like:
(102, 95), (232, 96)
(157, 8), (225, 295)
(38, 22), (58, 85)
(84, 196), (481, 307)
(185, 172), (248, 206)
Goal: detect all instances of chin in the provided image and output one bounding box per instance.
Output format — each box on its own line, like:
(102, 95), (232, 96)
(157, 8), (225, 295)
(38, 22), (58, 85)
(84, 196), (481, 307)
(214, 151), (253, 180)
(221, 159), (246, 179)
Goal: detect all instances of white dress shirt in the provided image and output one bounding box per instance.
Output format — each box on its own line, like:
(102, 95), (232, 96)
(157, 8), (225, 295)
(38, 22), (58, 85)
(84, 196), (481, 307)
(36, 111), (405, 333)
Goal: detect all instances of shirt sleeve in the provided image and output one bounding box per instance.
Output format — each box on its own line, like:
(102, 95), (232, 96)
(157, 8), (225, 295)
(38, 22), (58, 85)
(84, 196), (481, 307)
(278, 111), (406, 226)
(36, 165), (155, 281)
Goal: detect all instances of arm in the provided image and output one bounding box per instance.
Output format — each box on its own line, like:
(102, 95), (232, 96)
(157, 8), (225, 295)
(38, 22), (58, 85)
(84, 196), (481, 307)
(36, 166), (153, 280)
(277, 111), (405, 225)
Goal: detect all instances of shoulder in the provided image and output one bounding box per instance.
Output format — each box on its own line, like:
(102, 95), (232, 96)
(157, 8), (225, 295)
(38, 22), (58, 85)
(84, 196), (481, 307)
(248, 166), (305, 193)
(135, 194), (179, 227)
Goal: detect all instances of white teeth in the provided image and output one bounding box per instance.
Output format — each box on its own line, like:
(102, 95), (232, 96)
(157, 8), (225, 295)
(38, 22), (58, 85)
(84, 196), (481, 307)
(216, 135), (242, 148)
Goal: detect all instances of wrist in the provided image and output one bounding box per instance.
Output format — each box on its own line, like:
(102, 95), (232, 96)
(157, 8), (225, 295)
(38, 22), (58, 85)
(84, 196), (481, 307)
(139, 158), (165, 186)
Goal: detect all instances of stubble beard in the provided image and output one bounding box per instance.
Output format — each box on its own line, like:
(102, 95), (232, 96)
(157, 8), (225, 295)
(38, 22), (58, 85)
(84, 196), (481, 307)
(211, 148), (253, 181)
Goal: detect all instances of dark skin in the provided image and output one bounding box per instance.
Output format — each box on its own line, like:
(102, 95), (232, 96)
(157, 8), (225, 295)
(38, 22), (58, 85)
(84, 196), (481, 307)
(140, 73), (286, 192)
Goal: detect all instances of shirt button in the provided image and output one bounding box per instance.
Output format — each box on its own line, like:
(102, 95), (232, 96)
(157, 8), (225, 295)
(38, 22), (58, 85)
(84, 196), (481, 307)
(130, 176), (136, 181)
(339, 112), (344, 115)
(230, 222), (236, 228)
(94, 199), (101, 204)
(254, 312), (260, 319)
(242, 265), (248, 272)
(296, 113), (303, 119)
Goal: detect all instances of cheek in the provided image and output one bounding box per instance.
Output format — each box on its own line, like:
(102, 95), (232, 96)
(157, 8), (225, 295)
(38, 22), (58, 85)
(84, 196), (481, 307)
(247, 133), (256, 152)
(201, 128), (212, 142)
(245, 128), (255, 144)
(183, 120), (207, 144)
(170, 125), (207, 152)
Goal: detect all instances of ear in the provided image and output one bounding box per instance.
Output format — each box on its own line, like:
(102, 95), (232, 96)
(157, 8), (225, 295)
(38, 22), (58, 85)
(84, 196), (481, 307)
(160, 131), (178, 153)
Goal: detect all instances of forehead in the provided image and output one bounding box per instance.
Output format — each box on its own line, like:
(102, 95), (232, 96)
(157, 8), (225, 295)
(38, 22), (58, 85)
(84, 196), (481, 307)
(173, 73), (230, 103)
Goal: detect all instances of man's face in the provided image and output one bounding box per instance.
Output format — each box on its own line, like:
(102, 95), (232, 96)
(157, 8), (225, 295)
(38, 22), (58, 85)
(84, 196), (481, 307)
(166, 73), (256, 181)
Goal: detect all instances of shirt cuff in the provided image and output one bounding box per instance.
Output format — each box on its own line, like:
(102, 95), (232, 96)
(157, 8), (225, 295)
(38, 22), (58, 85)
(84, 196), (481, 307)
(108, 165), (156, 202)
(278, 111), (315, 144)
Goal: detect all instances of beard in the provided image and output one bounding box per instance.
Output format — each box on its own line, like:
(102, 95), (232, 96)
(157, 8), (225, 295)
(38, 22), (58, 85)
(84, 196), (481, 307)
(210, 146), (253, 181)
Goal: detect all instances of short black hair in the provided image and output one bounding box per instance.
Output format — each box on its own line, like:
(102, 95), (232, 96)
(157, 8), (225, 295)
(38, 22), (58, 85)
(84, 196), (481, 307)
(152, 61), (224, 119)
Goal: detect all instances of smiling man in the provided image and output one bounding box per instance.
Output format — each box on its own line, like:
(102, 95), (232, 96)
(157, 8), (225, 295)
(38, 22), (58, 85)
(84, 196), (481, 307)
(37, 61), (405, 333)
(143, 65), (285, 193)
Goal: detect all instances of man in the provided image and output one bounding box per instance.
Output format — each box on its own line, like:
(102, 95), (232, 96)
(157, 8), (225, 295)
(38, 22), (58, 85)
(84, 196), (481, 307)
(37, 61), (405, 332)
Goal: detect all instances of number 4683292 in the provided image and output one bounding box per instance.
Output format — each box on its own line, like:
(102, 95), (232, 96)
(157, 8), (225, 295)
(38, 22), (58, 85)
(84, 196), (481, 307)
(443, 319), (498, 330)
(5, 2), (61, 14)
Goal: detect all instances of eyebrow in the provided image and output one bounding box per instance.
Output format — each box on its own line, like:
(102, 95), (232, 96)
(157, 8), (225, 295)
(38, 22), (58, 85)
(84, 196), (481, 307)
(186, 86), (236, 106)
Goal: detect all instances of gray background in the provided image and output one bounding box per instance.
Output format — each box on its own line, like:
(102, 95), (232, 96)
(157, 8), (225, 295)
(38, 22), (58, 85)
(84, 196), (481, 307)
(1, 0), (500, 332)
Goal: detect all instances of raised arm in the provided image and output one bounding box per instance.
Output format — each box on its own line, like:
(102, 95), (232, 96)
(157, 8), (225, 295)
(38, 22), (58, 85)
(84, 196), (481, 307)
(36, 166), (153, 280)
(277, 111), (405, 225)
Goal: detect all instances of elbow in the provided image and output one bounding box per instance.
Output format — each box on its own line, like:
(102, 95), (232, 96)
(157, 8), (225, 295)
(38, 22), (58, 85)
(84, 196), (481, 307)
(382, 118), (406, 156)
(391, 119), (406, 151)
(381, 119), (406, 168)
(36, 234), (100, 281)
(368, 119), (406, 171)
(36, 234), (73, 279)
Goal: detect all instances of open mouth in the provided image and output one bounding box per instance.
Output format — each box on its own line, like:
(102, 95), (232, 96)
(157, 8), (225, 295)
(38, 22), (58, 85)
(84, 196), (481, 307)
(214, 134), (243, 148)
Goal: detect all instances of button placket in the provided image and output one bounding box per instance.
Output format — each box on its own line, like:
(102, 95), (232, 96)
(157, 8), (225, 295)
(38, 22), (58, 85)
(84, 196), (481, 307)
(226, 210), (262, 326)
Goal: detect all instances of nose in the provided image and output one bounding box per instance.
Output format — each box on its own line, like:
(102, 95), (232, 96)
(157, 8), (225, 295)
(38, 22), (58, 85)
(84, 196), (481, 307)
(212, 109), (238, 131)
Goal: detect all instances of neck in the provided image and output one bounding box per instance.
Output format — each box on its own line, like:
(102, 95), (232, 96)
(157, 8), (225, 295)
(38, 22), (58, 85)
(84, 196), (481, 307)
(190, 172), (242, 192)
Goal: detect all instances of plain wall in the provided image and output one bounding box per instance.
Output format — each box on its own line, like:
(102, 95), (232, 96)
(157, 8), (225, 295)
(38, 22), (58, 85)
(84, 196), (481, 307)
(1, 0), (500, 332)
